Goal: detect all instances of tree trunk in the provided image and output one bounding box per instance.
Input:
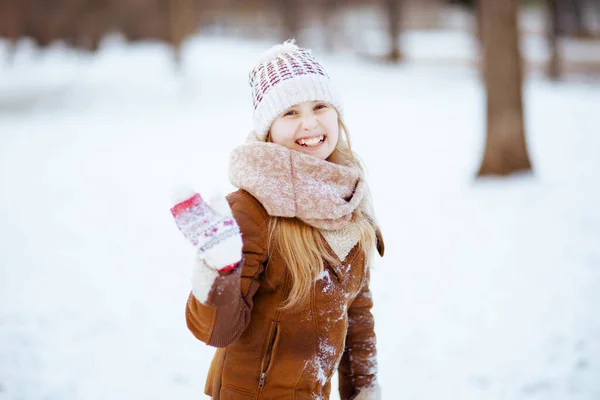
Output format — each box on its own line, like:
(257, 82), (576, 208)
(547, 0), (561, 80)
(386, 0), (403, 62)
(322, 0), (339, 51)
(474, 0), (483, 47)
(571, 0), (588, 37)
(279, 0), (300, 41)
(169, 0), (197, 67)
(477, 0), (532, 177)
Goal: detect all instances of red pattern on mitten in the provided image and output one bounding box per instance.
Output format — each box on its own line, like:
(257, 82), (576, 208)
(171, 193), (241, 271)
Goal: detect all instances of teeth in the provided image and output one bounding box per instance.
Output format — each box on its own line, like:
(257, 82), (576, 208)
(298, 135), (324, 147)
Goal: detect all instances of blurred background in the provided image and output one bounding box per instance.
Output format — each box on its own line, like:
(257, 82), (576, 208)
(1, 0), (600, 399)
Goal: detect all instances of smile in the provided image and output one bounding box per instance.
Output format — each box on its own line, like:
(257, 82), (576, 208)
(296, 135), (325, 147)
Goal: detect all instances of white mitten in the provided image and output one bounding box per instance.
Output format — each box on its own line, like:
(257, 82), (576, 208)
(170, 190), (242, 272)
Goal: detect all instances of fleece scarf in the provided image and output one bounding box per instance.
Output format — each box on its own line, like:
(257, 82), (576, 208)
(229, 133), (365, 231)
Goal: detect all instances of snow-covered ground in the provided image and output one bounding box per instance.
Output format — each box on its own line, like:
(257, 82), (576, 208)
(1, 29), (600, 400)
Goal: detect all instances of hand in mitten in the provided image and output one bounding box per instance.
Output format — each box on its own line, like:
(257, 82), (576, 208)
(170, 190), (242, 273)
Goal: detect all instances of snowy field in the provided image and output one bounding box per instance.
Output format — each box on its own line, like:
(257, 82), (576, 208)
(1, 30), (600, 400)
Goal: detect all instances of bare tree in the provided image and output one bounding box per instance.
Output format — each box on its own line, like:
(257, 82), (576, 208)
(322, 0), (339, 51)
(386, 0), (403, 62)
(571, 0), (588, 37)
(169, 0), (197, 66)
(279, 0), (300, 40)
(0, 0), (21, 63)
(547, 0), (561, 80)
(477, 0), (532, 176)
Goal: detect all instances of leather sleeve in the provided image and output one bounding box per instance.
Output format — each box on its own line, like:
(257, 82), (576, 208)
(338, 269), (378, 400)
(185, 190), (269, 348)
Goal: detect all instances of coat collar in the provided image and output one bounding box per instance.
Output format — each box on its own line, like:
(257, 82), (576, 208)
(319, 231), (361, 283)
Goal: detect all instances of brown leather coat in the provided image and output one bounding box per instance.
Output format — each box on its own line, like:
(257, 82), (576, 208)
(185, 189), (384, 400)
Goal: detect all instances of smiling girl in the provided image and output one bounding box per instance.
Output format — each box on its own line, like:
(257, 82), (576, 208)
(170, 40), (384, 400)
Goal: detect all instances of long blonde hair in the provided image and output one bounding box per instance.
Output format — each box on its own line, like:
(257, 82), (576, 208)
(266, 119), (377, 311)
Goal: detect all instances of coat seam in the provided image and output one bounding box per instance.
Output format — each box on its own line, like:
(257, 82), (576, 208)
(312, 279), (321, 396)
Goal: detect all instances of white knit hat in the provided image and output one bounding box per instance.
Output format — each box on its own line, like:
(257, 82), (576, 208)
(248, 40), (342, 140)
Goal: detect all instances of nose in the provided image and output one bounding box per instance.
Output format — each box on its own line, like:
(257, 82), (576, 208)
(301, 114), (318, 131)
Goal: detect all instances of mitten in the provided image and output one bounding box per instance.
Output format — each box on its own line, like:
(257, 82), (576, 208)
(171, 191), (242, 272)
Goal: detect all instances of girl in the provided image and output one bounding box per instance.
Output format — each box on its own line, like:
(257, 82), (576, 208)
(171, 40), (384, 400)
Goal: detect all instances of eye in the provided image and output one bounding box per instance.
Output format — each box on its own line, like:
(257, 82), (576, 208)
(283, 109), (297, 117)
(314, 103), (328, 111)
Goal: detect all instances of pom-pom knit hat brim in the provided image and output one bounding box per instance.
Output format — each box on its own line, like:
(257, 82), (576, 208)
(248, 40), (343, 140)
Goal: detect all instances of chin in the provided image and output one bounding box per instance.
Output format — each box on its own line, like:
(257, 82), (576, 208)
(295, 142), (335, 160)
(315, 148), (334, 160)
(301, 150), (325, 160)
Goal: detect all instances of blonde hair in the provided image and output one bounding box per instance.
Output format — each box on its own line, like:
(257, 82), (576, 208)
(266, 118), (377, 311)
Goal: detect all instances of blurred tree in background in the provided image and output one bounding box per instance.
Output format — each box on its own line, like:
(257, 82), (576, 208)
(547, 0), (562, 79)
(477, 0), (532, 176)
(1, 0), (599, 177)
(279, 0), (301, 40)
(386, 0), (404, 62)
(169, 0), (197, 64)
(0, 0), (202, 54)
(1, 0), (598, 69)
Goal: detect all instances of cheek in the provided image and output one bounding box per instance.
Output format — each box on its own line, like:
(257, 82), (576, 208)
(328, 128), (340, 148)
(324, 117), (339, 140)
(320, 110), (339, 134)
(270, 121), (296, 145)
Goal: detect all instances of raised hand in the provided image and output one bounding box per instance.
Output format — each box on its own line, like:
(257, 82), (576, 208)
(171, 191), (242, 272)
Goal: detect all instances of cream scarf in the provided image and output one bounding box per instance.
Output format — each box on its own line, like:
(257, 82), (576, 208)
(229, 133), (365, 231)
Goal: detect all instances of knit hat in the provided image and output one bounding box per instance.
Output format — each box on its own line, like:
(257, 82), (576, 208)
(248, 40), (342, 140)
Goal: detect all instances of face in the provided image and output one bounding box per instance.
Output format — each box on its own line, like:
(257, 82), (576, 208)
(269, 101), (339, 160)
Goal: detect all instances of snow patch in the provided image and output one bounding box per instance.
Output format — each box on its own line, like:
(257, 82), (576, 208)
(317, 269), (333, 293)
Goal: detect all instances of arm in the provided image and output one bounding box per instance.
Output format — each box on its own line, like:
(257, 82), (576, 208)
(338, 269), (380, 400)
(184, 190), (269, 348)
